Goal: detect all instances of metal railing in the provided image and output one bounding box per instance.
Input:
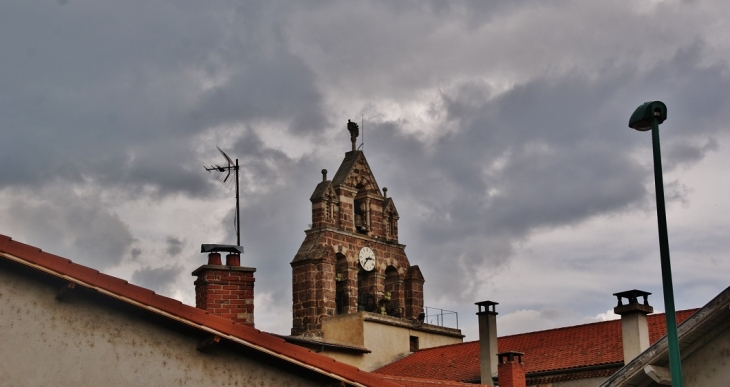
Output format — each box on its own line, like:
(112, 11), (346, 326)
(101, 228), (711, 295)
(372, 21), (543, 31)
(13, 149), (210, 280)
(423, 306), (459, 329)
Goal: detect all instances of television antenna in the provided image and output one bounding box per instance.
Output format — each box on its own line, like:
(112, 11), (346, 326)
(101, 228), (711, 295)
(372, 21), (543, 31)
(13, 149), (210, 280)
(205, 147), (241, 247)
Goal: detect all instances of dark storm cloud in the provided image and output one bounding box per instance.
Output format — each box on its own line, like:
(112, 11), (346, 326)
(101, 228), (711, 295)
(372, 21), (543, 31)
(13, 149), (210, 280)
(1, 1), (217, 188)
(0, 1), (325, 198)
(190, 53), (327, 136)
(359, 42), (728, 300)
(131, 265), (184, 295)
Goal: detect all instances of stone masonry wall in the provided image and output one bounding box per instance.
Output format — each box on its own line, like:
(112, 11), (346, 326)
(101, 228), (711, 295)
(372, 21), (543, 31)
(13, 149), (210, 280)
(291, 229), (423, 336)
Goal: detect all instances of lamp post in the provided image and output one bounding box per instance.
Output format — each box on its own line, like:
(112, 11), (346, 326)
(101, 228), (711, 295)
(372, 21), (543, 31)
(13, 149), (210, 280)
(628, 101), (683, 386)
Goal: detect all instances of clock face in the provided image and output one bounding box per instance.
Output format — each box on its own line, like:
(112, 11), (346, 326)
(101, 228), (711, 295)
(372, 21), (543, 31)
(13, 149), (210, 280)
(358, 247), (376, 271)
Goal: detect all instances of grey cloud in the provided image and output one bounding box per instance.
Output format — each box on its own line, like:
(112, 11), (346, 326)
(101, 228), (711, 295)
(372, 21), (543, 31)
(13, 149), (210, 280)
(166, 236), (184, 257)
(0, 1), (325, 198)
(663, 138), (719, 171)
(131, 265), (184, 295)
(191, 54), (327, 136)
(1, 186), (133, 270)
(354, 43), (727, 301)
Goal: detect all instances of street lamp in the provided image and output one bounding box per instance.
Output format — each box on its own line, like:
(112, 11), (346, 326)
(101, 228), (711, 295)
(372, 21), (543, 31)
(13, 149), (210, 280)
(628, 101), (683, 386)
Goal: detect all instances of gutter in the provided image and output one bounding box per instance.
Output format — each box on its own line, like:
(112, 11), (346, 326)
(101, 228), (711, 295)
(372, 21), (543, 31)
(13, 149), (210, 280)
(527, 362), (624, 378)
(463, 362), (624, 384)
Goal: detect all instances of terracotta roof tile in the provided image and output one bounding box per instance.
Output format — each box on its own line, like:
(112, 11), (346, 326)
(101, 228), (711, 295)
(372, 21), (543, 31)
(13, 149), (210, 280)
(375, 309), (696, 383)
(0, 234), (404, 387)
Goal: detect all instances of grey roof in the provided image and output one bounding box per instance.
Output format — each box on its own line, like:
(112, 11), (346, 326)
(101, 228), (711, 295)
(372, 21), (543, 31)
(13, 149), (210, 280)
(331, 151), (361, 188)
(310, 180), (333, 201)
(278, 334), (371, 354)
(383, 197), (398, 216)
(200, 244), (244, 253)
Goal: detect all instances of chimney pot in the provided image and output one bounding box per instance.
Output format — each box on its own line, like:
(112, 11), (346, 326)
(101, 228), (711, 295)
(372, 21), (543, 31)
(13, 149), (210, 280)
(226, 253), (240, 267)
(497, 351), (526, 387)
(613, 289), (653, 363)
(476, 300), (499, 385)
(207, 252), (222, 265)
(613, 289), (654, 315)
(322, 169), (327, 181)
(476, 300), (499, 315)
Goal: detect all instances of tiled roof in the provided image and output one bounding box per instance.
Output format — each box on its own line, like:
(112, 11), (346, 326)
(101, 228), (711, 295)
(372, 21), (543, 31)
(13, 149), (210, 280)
(0, 234), (403, 387)
(375, 309), (697, 383)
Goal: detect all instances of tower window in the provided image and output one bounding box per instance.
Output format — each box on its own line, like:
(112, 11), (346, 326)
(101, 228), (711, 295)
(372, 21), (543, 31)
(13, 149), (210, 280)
(354, 199), (368, 234)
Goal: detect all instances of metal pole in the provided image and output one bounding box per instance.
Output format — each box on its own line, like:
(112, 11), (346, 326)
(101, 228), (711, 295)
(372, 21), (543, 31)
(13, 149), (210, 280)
(650, 118), (684, 386)
(235, 158), (240, 247)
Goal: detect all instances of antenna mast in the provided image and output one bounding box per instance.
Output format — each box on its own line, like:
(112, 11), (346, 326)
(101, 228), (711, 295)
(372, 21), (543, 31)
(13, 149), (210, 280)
(205, 147), (241, 247)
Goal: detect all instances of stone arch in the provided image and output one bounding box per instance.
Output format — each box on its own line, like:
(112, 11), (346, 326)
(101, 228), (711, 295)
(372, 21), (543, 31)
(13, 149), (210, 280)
(353, 185), (370, 235)
(384, 265), (404, 317)
(357, 269), (378, 312)
(335, 253), (350, 315)
(331, 245), (350, 262)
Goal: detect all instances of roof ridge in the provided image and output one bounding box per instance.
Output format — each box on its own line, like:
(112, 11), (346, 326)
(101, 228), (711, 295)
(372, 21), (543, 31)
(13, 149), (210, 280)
(380, 308), (700, 356)
(497, 308), (698, 339)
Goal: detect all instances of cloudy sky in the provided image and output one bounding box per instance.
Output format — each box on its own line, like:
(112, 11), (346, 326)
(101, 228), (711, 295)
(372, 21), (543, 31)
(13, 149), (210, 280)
(2, 0), (729, 341)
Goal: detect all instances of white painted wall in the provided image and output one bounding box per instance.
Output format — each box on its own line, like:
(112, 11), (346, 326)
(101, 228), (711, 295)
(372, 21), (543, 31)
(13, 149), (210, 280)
(321, 311), (463, 371)
(681, 324), (730, 386)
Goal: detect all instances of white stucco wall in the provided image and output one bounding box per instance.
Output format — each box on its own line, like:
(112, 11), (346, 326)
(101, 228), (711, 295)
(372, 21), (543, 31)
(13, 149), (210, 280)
(321, 312), (463, 371)
(681, 323), (730, 386)
(0, 261), (322, 387)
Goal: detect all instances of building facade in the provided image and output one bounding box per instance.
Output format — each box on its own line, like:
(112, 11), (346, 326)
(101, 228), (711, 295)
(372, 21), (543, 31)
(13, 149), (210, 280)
(288, 122), (463, 371)
(291, 124), (425, 336)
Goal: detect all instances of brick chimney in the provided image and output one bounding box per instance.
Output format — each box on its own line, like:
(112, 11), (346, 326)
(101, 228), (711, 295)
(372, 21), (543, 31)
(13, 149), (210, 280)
(613, 289), (653, 363)
(476, 301), (498, 385)
(497, 352), (526, 387)
(193, 245), (255, 326)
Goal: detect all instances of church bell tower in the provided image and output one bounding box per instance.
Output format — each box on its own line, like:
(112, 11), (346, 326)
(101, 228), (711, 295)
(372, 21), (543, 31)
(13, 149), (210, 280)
(290, 121), (424, 336)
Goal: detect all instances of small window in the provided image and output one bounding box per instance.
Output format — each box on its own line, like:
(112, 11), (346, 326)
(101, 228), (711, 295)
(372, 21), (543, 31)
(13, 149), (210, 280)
(354, 199), (368, 234)
(409, 336), (419, 352)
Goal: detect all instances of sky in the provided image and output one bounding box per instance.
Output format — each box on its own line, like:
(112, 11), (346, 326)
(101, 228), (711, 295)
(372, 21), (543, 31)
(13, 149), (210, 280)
(2, 0), (729, 341)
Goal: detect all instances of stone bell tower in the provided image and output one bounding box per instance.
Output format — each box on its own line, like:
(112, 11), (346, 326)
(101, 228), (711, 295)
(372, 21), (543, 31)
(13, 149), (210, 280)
(290, 120), (424, 336)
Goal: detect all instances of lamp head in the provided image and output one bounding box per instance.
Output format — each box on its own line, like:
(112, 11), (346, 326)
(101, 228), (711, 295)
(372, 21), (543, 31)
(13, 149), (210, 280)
(629, 101), (667, 131)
